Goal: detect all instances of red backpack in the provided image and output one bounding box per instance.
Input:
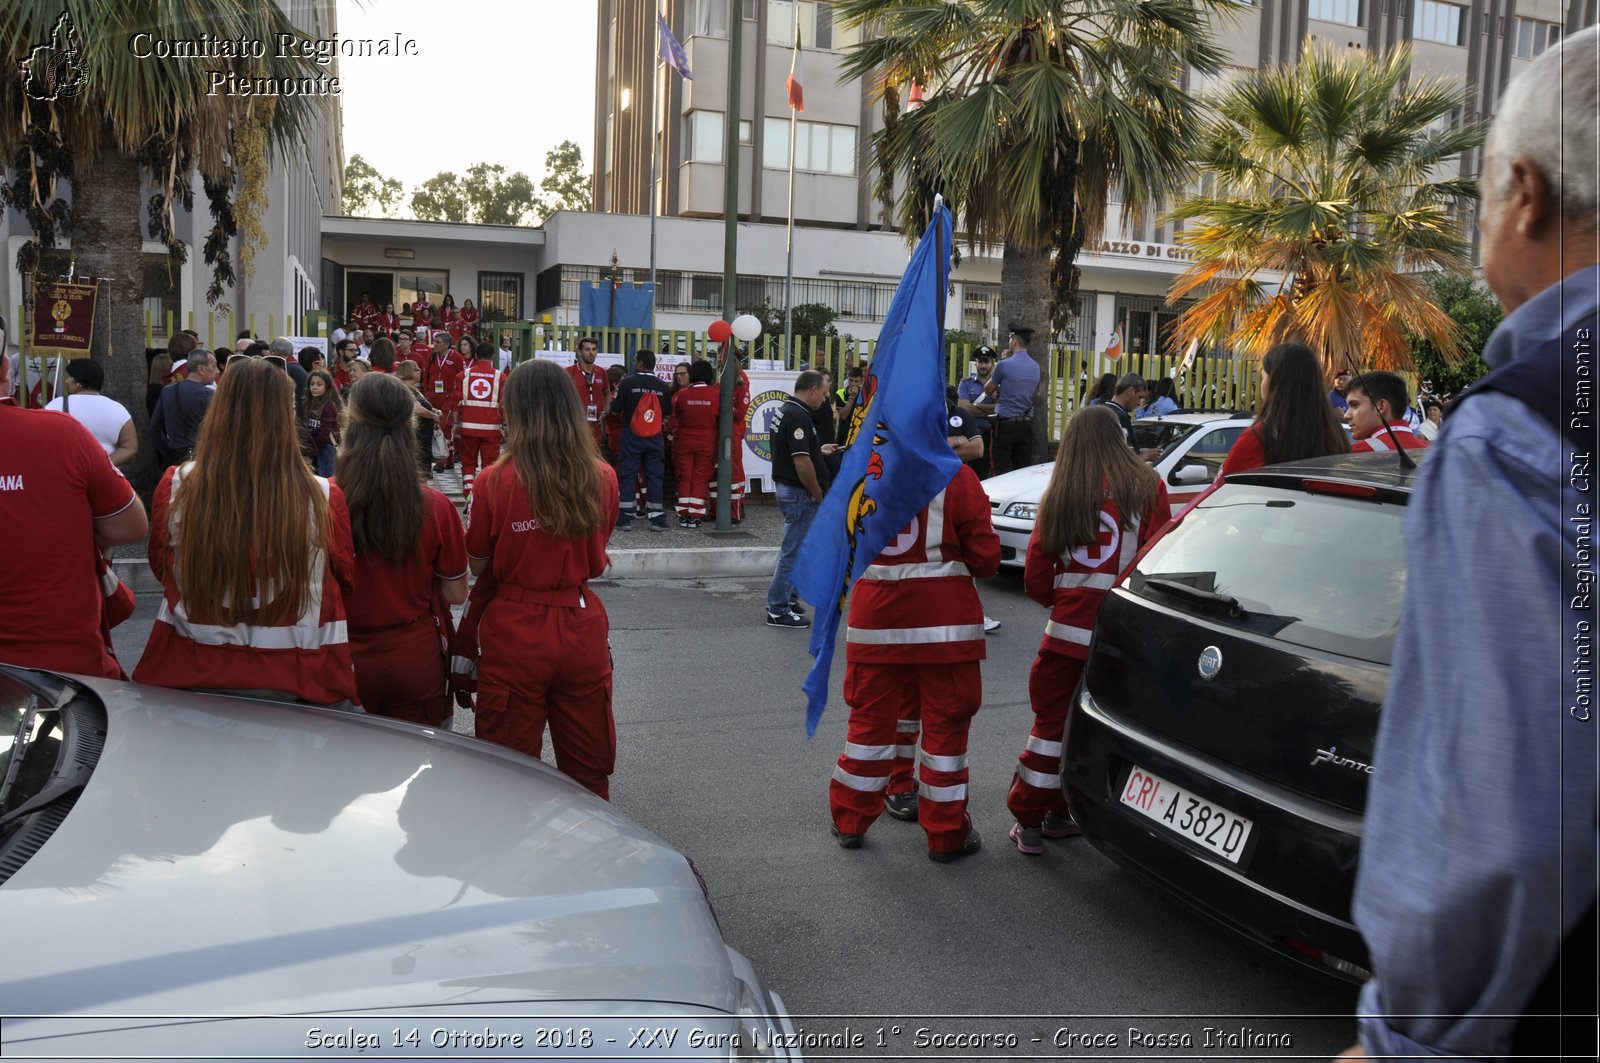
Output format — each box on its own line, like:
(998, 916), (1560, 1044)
(629, 388), (664, 438)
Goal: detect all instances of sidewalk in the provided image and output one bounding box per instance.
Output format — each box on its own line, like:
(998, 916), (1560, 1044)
(112, 469), (785, 592)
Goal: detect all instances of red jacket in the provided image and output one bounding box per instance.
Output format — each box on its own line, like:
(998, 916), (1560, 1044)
(1024, 482), (1172, 659)
(845, 466), (1001, 664)
(412, 300), (435, 327)
(567, 362), (610, 426)
(454, 361), (506, 436)
(420, 347), (465, 407)
(1351, 421), (1428, 453)
(133, 464), (359, 706)
(670, 383), (719, 445)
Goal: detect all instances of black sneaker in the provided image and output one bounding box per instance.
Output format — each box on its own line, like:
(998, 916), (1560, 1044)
(649, 516), (669, 532)
(788, 600), (807, 617)
(615, 517), (634, 531)
(678, 515), (695, 527)
(928, 824), (982, 864)
(633, 508), (648, 519)
(883, 790), (918, 821)
(830, 824), (864, 849)
(766, 609), (809, 629)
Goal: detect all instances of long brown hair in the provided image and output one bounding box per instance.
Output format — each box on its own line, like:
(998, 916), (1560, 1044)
(336, 372), (425, 563)
(496, 359), (604, 538)
(172, 358), (331, 625)
(1036, 406), (1160, 555)
(306, 368), (343, 419)
(1255, 342), (1350, 465)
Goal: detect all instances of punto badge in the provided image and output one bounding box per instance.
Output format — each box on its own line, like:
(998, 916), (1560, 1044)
(1197, 646), (1223, 680)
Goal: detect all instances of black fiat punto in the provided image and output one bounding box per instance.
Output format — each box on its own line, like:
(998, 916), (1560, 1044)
(1063, 451), (1423, 982)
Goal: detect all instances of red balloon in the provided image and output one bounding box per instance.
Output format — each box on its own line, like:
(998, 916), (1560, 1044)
(707, 319), (732, 343)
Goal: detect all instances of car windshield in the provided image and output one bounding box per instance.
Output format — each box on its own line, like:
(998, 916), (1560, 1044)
(1131, 483), (1408, 663)
(1130, 420), (1200, 454)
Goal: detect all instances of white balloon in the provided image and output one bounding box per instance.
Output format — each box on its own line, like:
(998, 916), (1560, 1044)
(730, 314), (763, 342)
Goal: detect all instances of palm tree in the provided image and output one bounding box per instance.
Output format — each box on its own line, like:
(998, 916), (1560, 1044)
(1166, 40), (1484, 373)
(0, 1), (325, 487)
(836, 0), (1239, 447)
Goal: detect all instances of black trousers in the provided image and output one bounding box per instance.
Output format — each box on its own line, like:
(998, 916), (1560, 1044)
(993, 418), (1038, 474)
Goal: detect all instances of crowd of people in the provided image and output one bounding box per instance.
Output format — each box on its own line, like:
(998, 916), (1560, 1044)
(0, 30), (1590, 1061)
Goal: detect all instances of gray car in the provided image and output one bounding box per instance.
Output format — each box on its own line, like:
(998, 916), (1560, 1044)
(0, 665), (797, 1060)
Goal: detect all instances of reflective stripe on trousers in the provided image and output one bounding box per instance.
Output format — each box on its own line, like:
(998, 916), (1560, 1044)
(1007, 651), (1082, 827)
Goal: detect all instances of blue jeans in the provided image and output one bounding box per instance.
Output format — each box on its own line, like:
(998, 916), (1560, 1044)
(617, 433), (666, 519)
(315, 443), (336, 478)
(767, 482), (818, 612)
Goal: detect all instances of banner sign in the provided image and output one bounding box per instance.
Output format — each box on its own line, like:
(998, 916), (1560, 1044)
(30, 280), (99, 359)
(286, 336), (327, 357)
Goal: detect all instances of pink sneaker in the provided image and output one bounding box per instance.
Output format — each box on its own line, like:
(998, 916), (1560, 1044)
(1008, 823), (1044, 855)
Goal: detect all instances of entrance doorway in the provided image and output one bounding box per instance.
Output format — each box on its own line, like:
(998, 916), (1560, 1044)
(344, 271), (393, 319)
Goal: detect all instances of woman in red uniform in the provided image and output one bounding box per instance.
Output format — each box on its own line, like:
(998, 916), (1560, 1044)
(669, 359), (718, 526)
(439, 294), (460, 342)
(337, 373), (469, 724)
(1218, 341), (1349, 477)
(1008, 406), (1172, 853)
(465, 359), (620, 798)
(459, 298), (480, 340)
(377, 302), (398, 337)
(134, 358), (359, 707)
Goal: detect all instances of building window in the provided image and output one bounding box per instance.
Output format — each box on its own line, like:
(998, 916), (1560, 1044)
(739, 119), (753, 144)
(478, 272), (523, 323)
(687, 0), (727, 37)
(1415, 1), (1465, 45)
(685, 110), (725, 163)
(1308, 0), (1361, 26)
(143, 254), (181, 335)
(768, 1), (858, 49)
(690, 274), (723, 308)
(1511, 16), (1562, 59)
(762, 117), (857, 174)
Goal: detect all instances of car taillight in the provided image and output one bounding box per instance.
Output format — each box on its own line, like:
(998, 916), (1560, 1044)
(1301, 479), (1377, 499)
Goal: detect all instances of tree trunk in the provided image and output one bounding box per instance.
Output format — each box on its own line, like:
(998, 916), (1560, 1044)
(999, 240), (1053, 462)
(72, 136), (155, 492)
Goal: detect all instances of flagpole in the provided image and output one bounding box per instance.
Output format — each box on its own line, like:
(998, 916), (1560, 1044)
(648, 11), (663, 324)
(783, 11), (800, 367)
(712, 4), (743, 532)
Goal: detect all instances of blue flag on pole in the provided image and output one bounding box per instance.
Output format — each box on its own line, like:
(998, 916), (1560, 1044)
(792, 204), (960, 736)
(658, 13), (693, 80)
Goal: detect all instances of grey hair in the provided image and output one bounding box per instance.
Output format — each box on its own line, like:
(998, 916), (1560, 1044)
(1115, 373), (1145, 391)
(186, 349), (212, 372)
(1485, 25), (1599, 220)
(269, 337), (295, 358)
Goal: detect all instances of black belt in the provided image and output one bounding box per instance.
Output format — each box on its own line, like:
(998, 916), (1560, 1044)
(999, 415), (1034, 423)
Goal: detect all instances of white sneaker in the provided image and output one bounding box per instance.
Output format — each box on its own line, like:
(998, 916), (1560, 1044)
(983, 615), (1002, 634)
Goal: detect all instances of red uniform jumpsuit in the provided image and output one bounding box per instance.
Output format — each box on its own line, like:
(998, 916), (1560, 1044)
(1351, 421), (1429, 453)
(669, 383), (718, 520)
(412, 299), (435, 330)
(714, 371), (751, 520)
(0, 405), (138, 680)
(440, 303), (462, 343)
(460, 304), (480, 339)
(830, 466), (1001, 854)
(376, 311), (397, 336)
(1010, 483), (1172, 826)
(344, 487), (467, 725)
(422, 343), (465, 449)
(567, 362), (610, 455)
(352, 298), (380, 335)
(465, 460), (621, 799)
(133, 464), (359, 706)
(454, 359), (506, 496)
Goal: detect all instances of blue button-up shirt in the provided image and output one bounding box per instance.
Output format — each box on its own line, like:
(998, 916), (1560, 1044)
(1352, 266), (1599, 1059)
(956, 375), (992, 429)
(988, 352), (1040, 417)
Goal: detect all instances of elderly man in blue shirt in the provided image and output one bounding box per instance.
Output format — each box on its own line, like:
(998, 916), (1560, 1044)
(1339, 27), (1598, 1063)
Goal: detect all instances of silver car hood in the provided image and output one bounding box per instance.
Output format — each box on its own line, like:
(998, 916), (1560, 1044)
(0, 677), (739, 1018)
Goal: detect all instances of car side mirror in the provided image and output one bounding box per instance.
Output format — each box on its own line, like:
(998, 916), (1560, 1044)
(1171, 463), (1211, 485)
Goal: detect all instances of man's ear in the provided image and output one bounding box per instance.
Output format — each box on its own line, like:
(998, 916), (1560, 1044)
(1507, 156), (1556, 238)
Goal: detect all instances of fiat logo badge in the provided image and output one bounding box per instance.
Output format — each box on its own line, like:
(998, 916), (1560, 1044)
(1197, 646), (1223, 680)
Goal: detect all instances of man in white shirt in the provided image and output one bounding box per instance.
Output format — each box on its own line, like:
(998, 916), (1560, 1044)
(45, 359), (137, 466)
(498, 332), (513, 371)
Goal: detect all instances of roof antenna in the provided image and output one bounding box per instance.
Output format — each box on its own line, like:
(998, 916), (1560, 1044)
(1337, 353), (1416, 470)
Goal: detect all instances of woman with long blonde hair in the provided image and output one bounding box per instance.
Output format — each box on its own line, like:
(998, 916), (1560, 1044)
(134, 357), (359, 707)
(1007, 406), (1172, 854)
(337, 372), (469, 724)
(459, 359), (620, 798)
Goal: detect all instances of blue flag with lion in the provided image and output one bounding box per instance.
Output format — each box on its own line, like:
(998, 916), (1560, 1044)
(793, 203), (961, 736)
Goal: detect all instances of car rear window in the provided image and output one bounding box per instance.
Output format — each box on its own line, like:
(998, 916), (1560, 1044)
(1131, 483), (1408, 663)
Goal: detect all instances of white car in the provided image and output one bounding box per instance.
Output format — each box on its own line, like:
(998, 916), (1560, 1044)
(0, 666), (798, 1060)
(982, 413), (1254, 565)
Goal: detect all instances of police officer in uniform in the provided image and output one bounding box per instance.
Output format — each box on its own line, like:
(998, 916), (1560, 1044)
(984, 325), (1043, 474)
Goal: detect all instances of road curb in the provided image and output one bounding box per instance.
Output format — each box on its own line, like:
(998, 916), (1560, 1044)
(114, 547), (780, 592)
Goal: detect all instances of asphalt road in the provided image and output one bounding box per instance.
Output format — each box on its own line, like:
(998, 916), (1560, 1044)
(111, 572), (1358, 1057)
